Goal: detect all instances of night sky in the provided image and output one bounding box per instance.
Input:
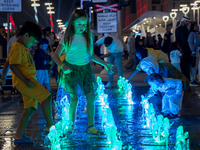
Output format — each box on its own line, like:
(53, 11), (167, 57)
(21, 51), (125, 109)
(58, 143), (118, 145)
(0, 0), (79, 33)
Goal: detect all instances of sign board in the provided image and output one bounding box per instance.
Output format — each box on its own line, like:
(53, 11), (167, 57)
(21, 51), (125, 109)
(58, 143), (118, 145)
(92, 0), (107, 3)
(97, 12), (117, 33)
(95, 3), (119, 12)
(0, 0), (22, 12)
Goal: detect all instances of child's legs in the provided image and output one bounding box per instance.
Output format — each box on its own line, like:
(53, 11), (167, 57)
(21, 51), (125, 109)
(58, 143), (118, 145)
(42, 94), (53, 129)
(108, 54), (115, 83)
(36, 70), (45, 87)
(69, 94), (78, 124)
(190, 65), (196, 82)
(172, 63), (181, 72)
(44, 70), (51, 92)
(115, 52), (123, 79)
(85, 90), (95, 126)
(14, 107), (35, 139)
(162, 94), (170, 114)
(16, 77), (53, 132)
(168, 92), (184, 115)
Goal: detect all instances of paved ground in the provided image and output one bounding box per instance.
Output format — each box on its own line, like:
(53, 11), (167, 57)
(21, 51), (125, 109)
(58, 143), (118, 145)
(0, 59), (200, 149)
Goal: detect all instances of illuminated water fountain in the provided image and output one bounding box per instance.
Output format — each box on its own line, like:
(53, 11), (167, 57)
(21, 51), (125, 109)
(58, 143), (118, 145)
(96, 76), (109, 106)
(175, 126), (189, 150)
(117, 76), (134, 105)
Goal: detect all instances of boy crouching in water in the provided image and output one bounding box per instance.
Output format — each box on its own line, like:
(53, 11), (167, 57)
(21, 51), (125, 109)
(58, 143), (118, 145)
(145, 73), (183, 119)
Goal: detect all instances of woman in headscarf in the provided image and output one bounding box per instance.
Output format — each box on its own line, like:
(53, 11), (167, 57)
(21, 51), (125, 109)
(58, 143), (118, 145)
(140, 57), (192, 103)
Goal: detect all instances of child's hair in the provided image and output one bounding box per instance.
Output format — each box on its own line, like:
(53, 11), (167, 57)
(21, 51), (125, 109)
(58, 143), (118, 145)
(39, 38), (49, 45)
(170, 42), (179, 51)
(104, 37), (113, 45)
(148, 73), (164, 84)
(19, 21), (41, 40)
(63, 9), (91, 53)
(136, 47), (148, 60)
(45, 27), (51, 32)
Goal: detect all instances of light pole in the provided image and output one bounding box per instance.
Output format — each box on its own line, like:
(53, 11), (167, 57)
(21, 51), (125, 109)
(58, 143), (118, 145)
(31, 0), (40, 24)
(195, 1), (200, 26)
(191, 3), (198, 22)
(162, 16), (169, 29)
(179, 4), (190, 17)
(56, 19), (65, 31)
(45, 3), (55, 32)
(170, 9), (178, 36)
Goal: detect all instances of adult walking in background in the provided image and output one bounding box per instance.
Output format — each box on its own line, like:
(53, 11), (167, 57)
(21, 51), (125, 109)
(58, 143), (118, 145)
(188, 23), (200, 86)
(124, 31), (136, 71)
(157, 34), (163, 48)
(0, 26), (7, 58)
(144, 32), (155, 48)
(175, 16), (190, 80)
(161, 27), (174, 57)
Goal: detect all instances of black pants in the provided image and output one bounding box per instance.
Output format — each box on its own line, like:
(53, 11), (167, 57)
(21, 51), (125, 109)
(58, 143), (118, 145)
(180, 45), (191, 81)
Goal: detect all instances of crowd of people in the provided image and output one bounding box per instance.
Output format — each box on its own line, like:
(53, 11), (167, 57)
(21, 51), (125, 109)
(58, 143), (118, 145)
(0, 8), (198, 144)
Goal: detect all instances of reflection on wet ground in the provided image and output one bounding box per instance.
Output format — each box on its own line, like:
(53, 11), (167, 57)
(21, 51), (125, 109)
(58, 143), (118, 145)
(1, 60), (200, 150)
(0, 83), (200, 150)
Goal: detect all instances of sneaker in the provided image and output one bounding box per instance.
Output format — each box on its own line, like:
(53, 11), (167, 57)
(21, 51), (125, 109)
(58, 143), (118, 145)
(190, 81), (199, 86)
(105, 82), (112, 88)
(168, 114), (179, 119)
(14, 135), (34, 144)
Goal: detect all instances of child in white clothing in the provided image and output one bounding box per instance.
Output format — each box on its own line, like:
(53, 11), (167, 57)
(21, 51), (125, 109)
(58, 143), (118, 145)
(145, 73), (183, 119)
(170, 42), (182, 72)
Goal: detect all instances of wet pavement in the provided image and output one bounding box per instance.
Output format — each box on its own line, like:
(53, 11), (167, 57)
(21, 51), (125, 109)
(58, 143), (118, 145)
(0, 60), (200, 150)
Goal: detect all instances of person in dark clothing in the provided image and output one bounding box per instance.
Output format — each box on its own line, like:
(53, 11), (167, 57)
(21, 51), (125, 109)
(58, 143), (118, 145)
(162, 27), (174, 56)
(34, 38), (52, 92)
(144, 32), (155, 48)
(157, 34), (163, 48)
(153, 35), (157, 46)
(175, 16), (190, 80)
(0, 26), (7, 58)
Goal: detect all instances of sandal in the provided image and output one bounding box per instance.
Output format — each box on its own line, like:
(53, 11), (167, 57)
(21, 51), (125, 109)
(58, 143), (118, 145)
(67, 125), (74, 133)
(87, 125), (105, 136)
(14, 135), (34, 144)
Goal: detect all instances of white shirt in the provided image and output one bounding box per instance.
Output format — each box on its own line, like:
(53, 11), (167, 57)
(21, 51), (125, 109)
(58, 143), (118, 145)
(60, 34), (92, 65)
(170, 50), (182, 63)
(96, 35), (123, 53)
(7, 35), (18, 54)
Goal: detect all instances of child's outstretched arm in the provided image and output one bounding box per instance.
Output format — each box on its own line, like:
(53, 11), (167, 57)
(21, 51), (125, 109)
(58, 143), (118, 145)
(0, 61), (10, 86)
(89, 53), (115, 75)
(127, 69), (139, 81)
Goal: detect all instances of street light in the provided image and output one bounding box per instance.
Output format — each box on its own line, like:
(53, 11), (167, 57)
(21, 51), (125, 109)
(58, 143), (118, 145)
(45, 2), (55, 32)
(31, 0), (40, 24)
(195, 1), (200, 26)
(170, 9), (178, 39)
(191, 3), (198, 22)
(162, 16), (169, 29)
(179, 4), (190, 17)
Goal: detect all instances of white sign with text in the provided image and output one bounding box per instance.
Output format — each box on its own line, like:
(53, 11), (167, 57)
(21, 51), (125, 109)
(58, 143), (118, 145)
(0, 0), (22, 12)
(97, 12), (117, 33)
